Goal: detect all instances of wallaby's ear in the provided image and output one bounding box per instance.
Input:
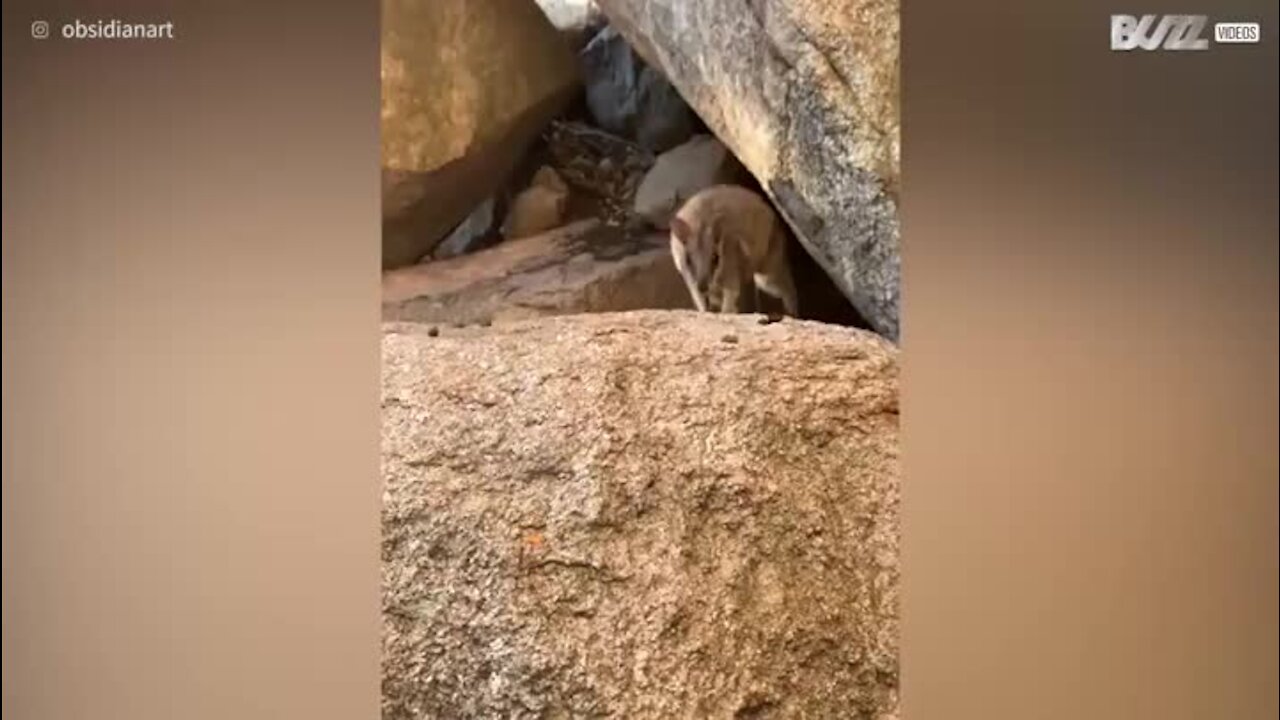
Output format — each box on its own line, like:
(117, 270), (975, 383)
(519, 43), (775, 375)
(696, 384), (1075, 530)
(669, 216), (691, 243)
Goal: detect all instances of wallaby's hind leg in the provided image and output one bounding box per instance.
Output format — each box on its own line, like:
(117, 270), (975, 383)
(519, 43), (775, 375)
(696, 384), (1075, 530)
(754, 268), (799, 317)
(754, 224), (799, 316)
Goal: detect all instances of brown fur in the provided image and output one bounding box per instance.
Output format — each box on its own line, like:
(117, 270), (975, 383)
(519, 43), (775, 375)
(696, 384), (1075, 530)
(669, 185), (799, 316)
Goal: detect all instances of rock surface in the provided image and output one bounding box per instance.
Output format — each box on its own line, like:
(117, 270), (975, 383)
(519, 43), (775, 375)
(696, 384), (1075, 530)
(581, 25), (697, 154)
(633, 134), (745, 228)
(383, 311), (900, 719)
(383, 220), (692, 326)
(594, 0), (901, 340)
(382, 0), (580, 269)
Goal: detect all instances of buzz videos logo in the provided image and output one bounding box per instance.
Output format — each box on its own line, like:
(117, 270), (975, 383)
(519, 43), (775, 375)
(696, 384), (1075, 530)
(1110, 14), (1261, 51)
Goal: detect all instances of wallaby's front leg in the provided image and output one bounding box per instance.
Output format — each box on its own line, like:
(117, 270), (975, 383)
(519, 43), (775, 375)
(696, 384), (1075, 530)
(684, 274), (708, 312)
(719, 282), (742, 314)
(716, 246), (751, 314)
(672, 244), (710, 312)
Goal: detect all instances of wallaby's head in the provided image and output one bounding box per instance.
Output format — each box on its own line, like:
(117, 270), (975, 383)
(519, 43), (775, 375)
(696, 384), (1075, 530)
(669, 214), (721, 302)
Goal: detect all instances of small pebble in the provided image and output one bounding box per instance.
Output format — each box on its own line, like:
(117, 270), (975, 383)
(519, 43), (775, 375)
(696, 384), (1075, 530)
(427, 326), (439, 337)
(721, 334), (739, 344)
(757, 314), (784, 326)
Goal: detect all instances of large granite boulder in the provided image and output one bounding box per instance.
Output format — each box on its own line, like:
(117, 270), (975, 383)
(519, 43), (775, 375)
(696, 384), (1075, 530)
(381, 0), (580, 269)
(593, 0), (901, 340)
(382, 311), (900, 719)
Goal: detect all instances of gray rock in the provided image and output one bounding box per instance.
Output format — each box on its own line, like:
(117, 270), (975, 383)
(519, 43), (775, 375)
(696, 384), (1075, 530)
(593, 0), (901, 341)
(633, 134), (744, 228)
(383, 311), (900, 719)
(383, 219), (693, 326)
(430, 198), (499, 261)
(581, 26), (696, 154)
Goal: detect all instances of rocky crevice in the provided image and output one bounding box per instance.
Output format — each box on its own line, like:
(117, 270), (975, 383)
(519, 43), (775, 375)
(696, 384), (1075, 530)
(381, 0), (885, 335)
